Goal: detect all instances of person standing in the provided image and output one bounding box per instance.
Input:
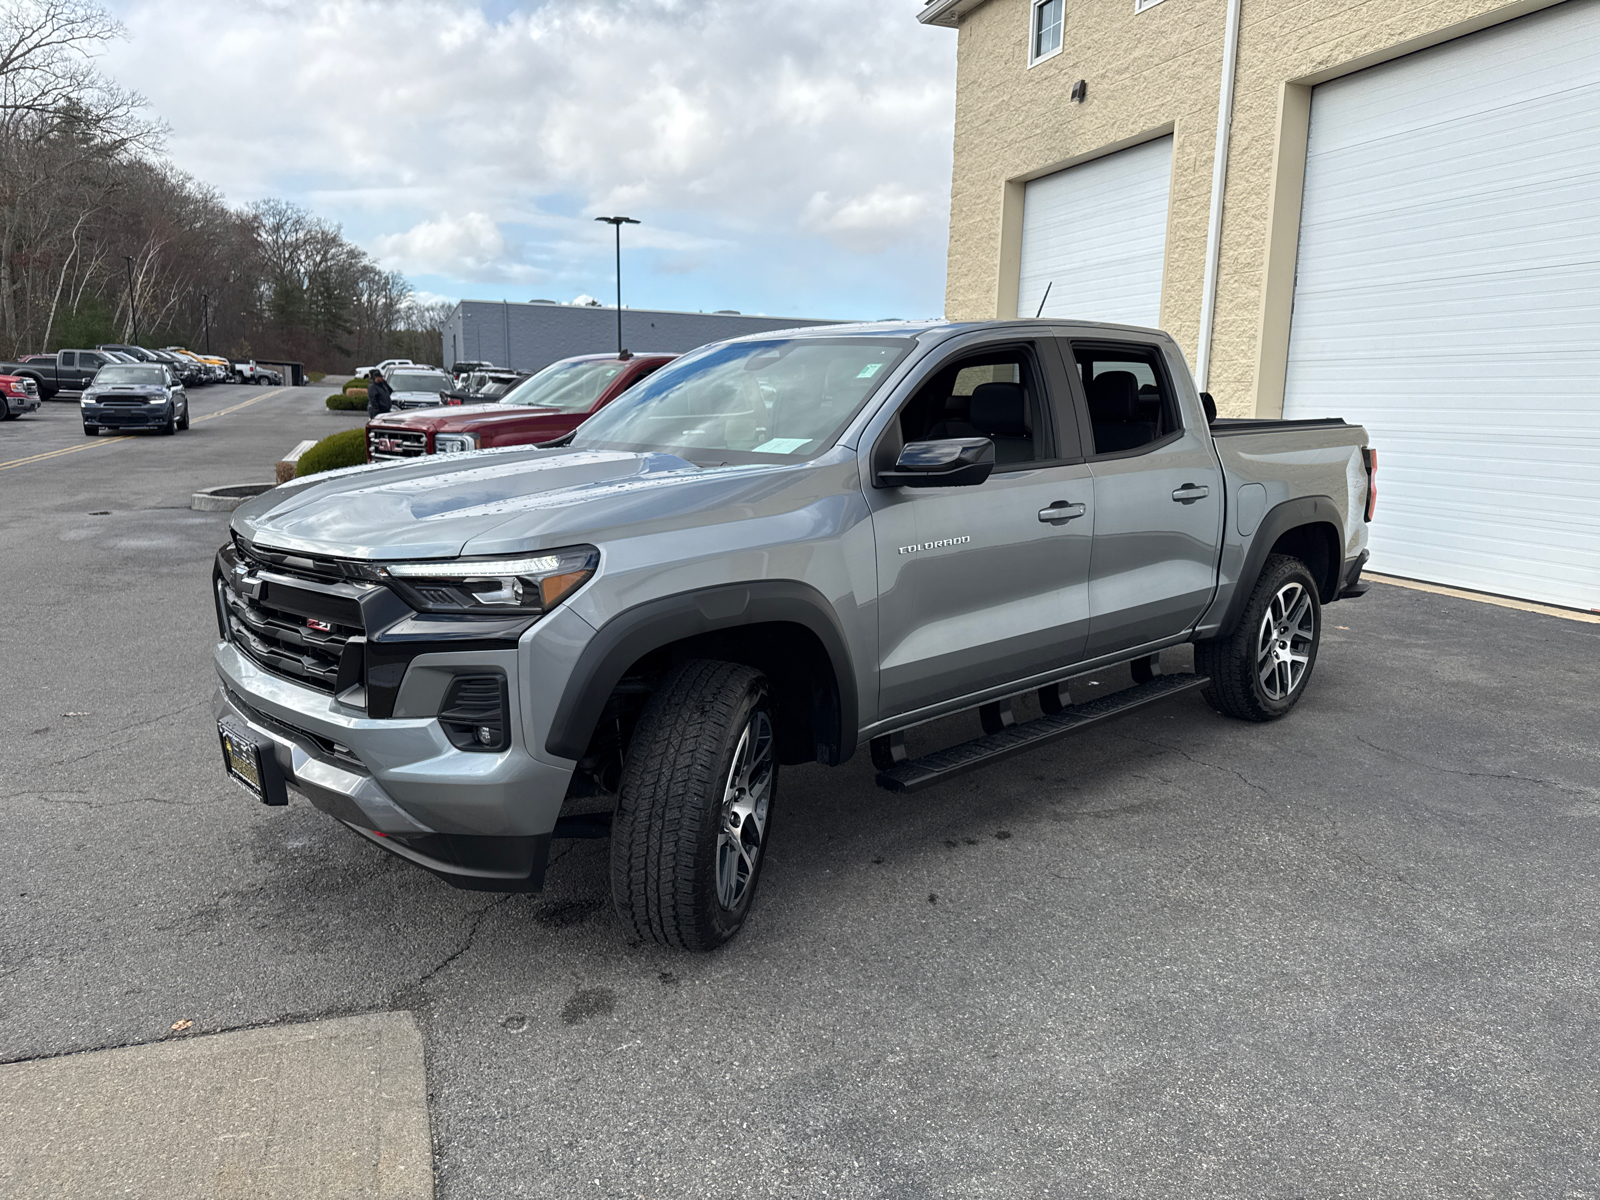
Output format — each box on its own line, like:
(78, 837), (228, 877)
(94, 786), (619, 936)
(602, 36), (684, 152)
(366, 369), (393, 418)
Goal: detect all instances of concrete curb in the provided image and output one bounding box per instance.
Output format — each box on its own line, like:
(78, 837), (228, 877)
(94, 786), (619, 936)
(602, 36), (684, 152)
(191, 483), (275, 512)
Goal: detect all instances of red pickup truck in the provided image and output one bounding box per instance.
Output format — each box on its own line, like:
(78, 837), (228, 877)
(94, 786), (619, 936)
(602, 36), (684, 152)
(366, 352), (676, 462)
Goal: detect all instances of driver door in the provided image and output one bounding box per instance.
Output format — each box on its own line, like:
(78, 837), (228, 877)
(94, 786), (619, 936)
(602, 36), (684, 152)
(866, 339), (1094, 720)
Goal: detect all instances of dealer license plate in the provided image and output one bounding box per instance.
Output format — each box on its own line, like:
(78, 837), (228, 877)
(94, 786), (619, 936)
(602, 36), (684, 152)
(218, 720), (266, 800)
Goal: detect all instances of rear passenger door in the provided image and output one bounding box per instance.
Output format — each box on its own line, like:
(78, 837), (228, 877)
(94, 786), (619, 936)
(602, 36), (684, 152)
(867, 337), (1094, 718)
(1061, 339), (1223, 657)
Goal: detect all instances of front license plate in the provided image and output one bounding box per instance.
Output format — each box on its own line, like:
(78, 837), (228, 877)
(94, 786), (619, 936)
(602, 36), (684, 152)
(219, 720), (265, 798)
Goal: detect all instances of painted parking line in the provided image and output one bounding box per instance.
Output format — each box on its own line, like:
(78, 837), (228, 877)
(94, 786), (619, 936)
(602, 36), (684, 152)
(0, 388), (286, 473)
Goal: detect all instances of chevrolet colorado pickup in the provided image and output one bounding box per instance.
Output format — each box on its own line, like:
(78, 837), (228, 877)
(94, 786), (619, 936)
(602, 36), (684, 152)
(212, 319), (1374, 950)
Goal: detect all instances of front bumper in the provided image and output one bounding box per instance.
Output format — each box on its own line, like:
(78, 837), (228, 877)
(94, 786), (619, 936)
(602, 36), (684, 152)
(212, 612), (587, 890)
(4, 393), (40, 416)
(82, 402), (172, 428)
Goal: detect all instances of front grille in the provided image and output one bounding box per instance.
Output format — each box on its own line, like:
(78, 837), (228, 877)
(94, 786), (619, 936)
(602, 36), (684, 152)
(368, 428), (428, 460)
(219, 550), (368, 694)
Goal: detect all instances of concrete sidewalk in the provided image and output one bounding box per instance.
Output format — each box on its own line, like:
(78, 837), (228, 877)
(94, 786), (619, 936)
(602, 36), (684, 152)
(0, 1012), (431, 1199)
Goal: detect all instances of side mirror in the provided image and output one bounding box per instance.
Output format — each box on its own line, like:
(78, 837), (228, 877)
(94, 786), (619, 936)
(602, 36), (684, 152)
(1200, 391), (1218, 423)
(877, 438), (995, 489)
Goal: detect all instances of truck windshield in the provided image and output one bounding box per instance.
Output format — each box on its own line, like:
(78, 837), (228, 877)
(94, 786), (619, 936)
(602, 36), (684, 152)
(94, 366), (165, 386)
(568, 338), (912, 461)
(499, 360), (627, 413)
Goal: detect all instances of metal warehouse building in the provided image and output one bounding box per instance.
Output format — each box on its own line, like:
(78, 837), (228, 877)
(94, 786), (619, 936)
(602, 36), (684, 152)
(441, 301), (843, 375)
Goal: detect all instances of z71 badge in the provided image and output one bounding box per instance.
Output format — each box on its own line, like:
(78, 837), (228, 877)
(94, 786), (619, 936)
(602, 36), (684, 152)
(898, 536), (970, 556)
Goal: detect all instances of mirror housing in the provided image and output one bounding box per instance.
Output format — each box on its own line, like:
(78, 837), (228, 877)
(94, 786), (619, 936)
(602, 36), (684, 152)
(876, 437), (995, 489)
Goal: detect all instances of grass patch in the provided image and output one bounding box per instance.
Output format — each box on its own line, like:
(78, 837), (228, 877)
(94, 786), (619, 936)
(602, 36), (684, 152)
(307, 371), (326, 383)
(296, 428), (368, 477)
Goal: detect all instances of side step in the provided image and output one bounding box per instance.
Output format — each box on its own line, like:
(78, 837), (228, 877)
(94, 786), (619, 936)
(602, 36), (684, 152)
(873, 672), (1211, 794)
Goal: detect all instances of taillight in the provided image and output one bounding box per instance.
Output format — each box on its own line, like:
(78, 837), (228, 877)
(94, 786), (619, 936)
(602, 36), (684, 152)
(1362, 447), (1377, 521)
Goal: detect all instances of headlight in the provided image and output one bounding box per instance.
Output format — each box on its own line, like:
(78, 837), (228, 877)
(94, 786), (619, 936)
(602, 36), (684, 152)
(381, 545), (598, 616)
(80, 392), (96, 405)
(434, 432), (480, 454)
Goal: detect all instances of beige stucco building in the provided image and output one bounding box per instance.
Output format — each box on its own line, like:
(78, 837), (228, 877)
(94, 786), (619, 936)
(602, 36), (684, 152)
(918, 0), (1600, 610)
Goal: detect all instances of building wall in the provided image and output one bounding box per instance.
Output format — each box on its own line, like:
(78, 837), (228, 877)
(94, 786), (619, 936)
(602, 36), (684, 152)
(441, 303), (844, 375)
(942, 0), (1571, 416)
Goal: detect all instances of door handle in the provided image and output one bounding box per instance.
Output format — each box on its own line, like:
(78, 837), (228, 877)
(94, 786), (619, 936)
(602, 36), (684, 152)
(1038, 501), (1086, 525)
(1172, 484), (1210, 504)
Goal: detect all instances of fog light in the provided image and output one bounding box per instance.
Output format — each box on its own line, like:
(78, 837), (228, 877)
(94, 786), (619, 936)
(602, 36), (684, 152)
(476, 726), (494, 745)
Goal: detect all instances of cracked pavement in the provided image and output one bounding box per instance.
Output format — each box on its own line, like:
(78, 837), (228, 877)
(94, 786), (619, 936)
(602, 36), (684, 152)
(3, 389), (1599, 1197)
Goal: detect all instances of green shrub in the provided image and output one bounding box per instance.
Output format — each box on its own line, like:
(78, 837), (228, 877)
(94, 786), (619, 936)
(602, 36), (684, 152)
(343, 381), (370, 395)
(326, 392), (366, 410)
(295, 428), (368, 478)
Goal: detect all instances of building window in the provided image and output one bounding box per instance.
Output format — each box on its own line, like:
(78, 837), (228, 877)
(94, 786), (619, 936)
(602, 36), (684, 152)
(1030, 0), (1063, 65)
(1134, 0), (1167, 12)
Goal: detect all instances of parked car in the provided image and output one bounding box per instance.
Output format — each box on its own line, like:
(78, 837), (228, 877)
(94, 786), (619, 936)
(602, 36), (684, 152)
(354, 357), (414, 378)
(449, 359), (495, 382)
(98, 344), (160, 365)
(212, 318), (1376, 949)
(0, 373), (42, 418)
(80, 362), (189, 435)
(450, 369), (527, 403)
(0, 349), (116, 400)
(145, 350), (201, 386)
(367, 353), (675, 461)
(381, 366), (455, 411)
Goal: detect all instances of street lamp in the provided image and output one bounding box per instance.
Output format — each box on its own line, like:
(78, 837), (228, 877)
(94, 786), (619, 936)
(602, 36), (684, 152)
(201, 292), (211, 354)
(123, 255), (140, 345)
(593, 215), (639, 356)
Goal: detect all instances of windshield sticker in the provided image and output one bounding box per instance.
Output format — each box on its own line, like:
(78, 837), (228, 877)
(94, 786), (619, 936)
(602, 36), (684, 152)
(856, 362), (885, 379)
(752, 437), (811, 454)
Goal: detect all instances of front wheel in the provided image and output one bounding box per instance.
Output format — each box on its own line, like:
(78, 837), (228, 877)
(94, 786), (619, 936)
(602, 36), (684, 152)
(1195, 553), (1322, 721)
(611, 660), (777, 951)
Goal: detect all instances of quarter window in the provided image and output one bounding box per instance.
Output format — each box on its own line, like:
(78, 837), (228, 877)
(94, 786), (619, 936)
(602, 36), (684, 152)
(1031, 0), (1063, 64)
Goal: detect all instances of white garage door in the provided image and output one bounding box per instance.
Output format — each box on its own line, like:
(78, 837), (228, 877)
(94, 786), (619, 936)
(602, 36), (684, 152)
(1018, 136), (1172, 326)
(1284, 0), (1600, 612)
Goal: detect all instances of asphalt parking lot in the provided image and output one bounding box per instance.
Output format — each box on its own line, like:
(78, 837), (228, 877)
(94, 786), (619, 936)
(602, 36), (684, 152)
(2, 386), (1597, 1198)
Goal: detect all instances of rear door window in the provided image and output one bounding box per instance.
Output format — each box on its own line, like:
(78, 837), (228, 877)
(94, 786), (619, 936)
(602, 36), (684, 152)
(1067, 342), (1183, 457)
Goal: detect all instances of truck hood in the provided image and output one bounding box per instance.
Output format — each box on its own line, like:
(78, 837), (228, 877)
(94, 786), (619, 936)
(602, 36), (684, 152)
(231, 446), (795, 560)
(369, 402), (552, 431)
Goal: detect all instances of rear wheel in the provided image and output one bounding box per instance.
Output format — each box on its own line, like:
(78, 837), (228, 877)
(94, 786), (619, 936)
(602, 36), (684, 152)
(1195, 554), (1321, 721)
(611, 660), (777, 951)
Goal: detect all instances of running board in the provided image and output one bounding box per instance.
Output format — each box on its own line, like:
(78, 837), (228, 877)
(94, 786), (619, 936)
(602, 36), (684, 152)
(873, 672), (1210, 794)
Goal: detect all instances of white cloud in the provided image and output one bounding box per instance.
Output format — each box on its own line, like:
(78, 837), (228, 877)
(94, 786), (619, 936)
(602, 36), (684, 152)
(371, 212), (519, 280)
(801, 184), (939, 253)
(104, 0), (956, 314)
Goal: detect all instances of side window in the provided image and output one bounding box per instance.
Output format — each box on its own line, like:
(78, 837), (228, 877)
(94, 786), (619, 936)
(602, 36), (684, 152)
(1030, 0), (1063, 64)
(60, 351), (75, 368)
(892, 346), (1052, 470)
(1073, 343), (1183, 457)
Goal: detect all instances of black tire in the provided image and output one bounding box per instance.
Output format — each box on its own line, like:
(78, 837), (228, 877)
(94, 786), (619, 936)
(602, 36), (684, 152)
(1, 404), (14, 421)
(159, 409), (176, 435)
(611, 660), (778, 951)
(82, 423), (97, 437)
(1195, 553), (1322, 722)
(177, 405), (189, 430)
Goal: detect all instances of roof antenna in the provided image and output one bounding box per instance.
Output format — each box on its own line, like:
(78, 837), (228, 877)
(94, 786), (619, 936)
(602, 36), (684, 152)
(1034, 281), (1053, 319)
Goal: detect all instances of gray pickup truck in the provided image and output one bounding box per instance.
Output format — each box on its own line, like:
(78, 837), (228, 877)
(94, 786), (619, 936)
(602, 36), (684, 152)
(0, 349), (112, 400)
(212, 319), (1374, 950)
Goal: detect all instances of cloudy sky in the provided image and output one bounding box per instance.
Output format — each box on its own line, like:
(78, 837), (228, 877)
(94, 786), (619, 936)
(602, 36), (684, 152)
(99, 0), (957, 321)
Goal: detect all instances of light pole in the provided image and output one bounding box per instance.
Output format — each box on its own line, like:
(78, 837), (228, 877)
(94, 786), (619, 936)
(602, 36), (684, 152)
(123, 255), (140, 345)
(201, 292), (211, 353)
(594, 215), (639, 356)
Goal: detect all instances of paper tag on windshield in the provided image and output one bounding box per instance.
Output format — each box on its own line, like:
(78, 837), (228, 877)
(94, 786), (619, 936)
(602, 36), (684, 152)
(856, 363), (885, 379)
(753, 438), (811, 454)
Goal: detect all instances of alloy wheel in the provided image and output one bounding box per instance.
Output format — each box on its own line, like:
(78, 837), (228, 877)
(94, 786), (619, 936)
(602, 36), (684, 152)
(1256, 582), (1315, 701)
(716, 710), (774, 911)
